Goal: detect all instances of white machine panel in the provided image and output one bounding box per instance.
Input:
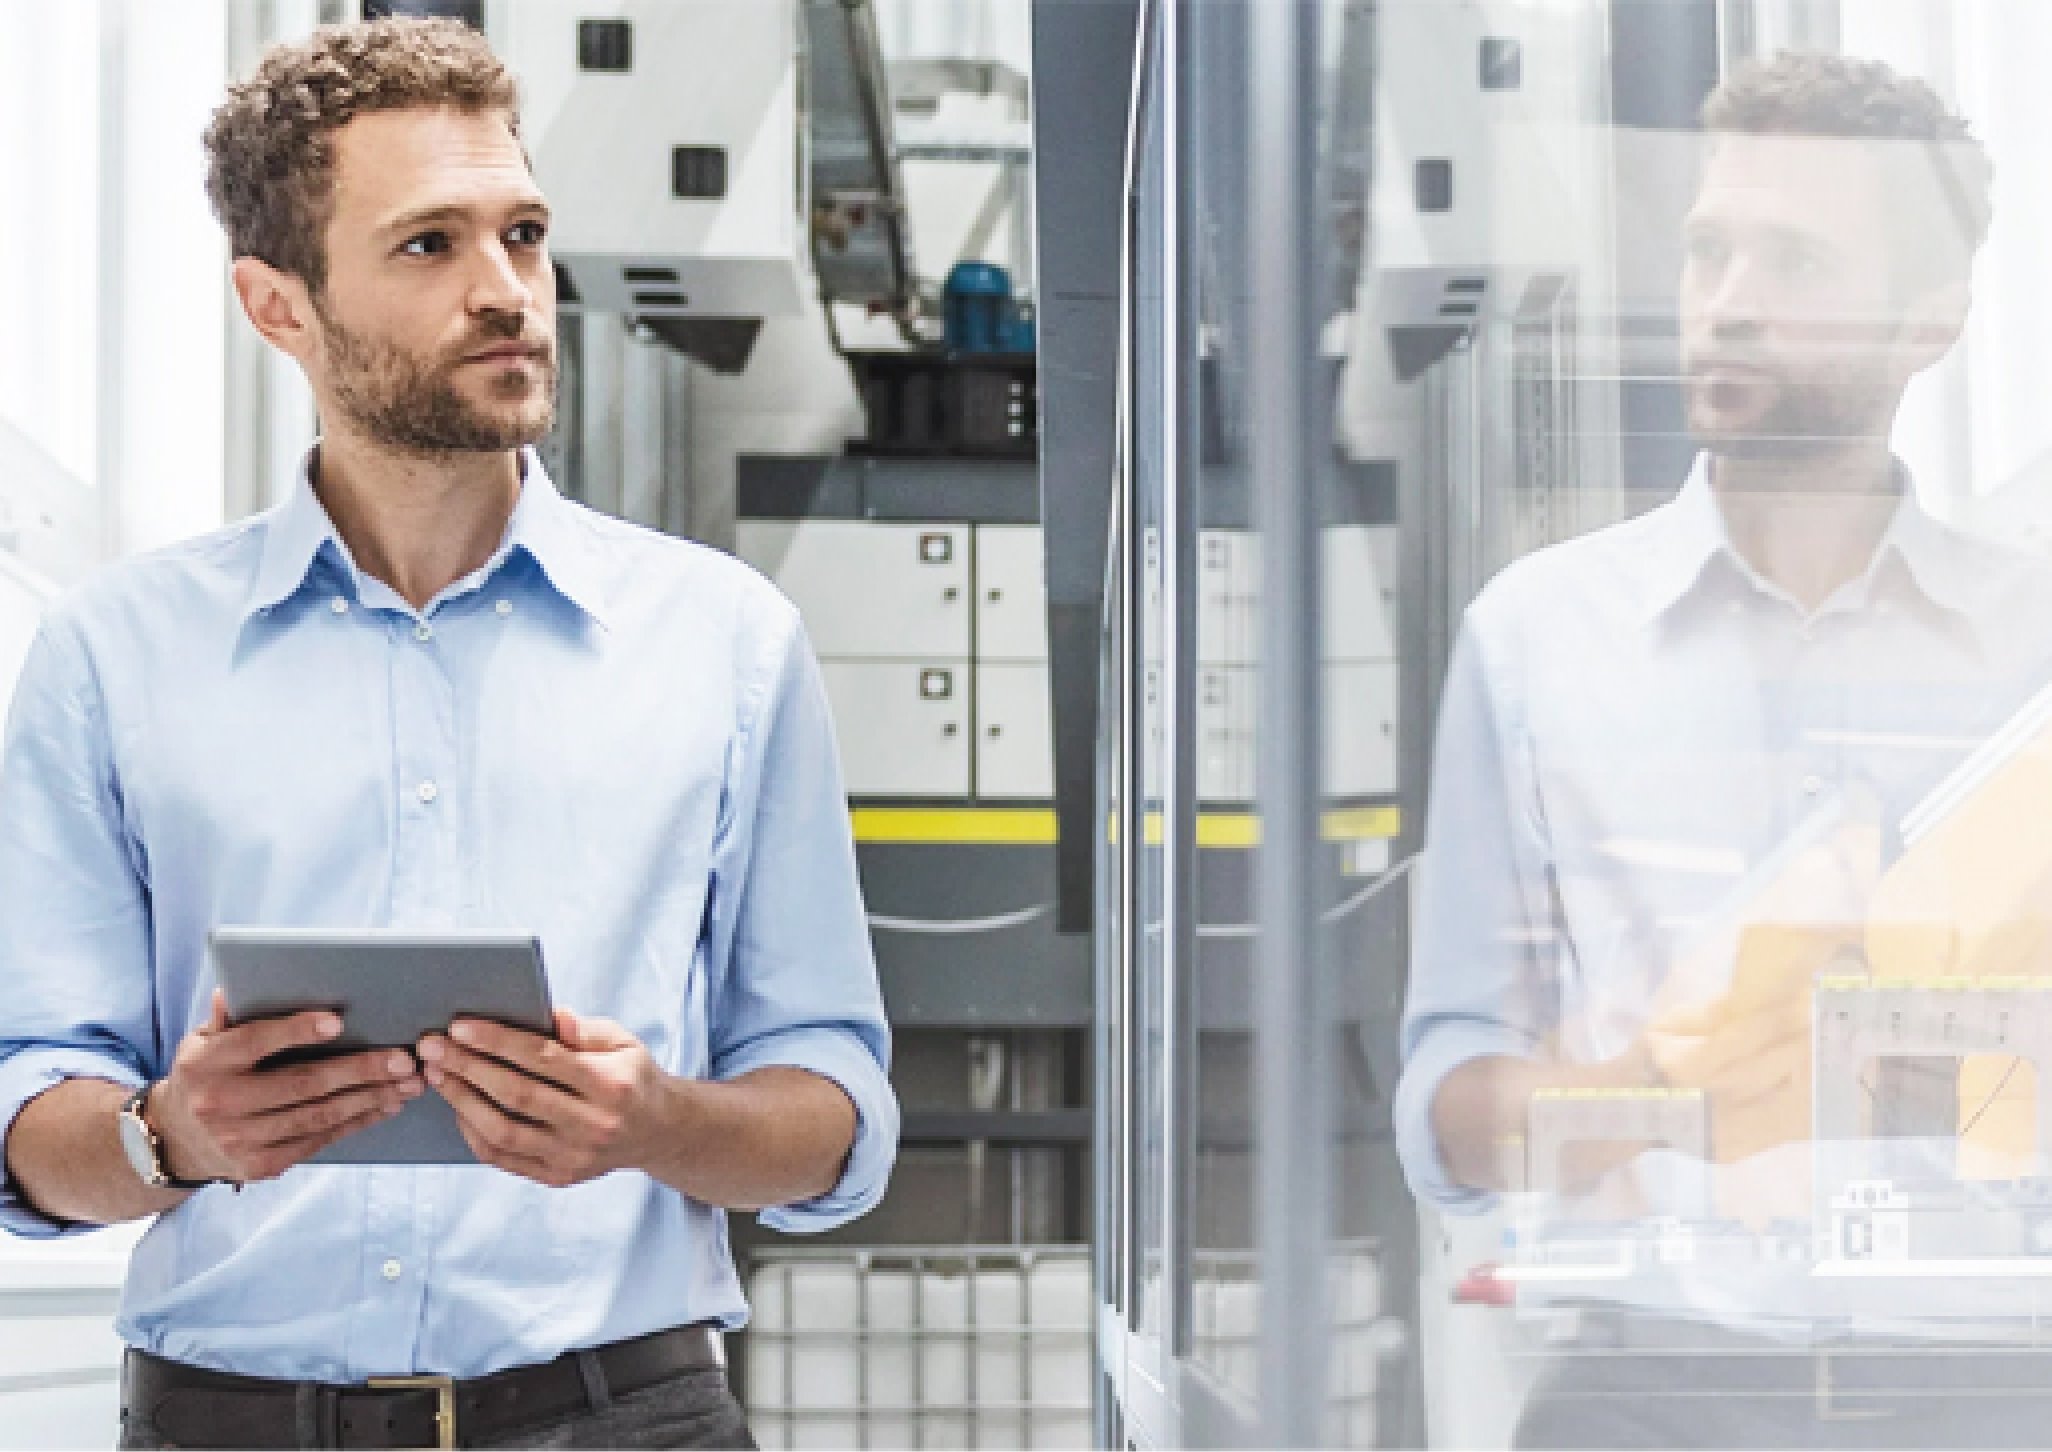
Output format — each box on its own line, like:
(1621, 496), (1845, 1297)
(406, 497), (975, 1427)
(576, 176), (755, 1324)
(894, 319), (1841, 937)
(1368, 0), (1612, 285)
(1195, 528), (1399, 666)
(736, 520), (971, 660)
(1196, 665), (1255, 802)
(1195, 663), (1398, 803)
(972, 525), (1049, 662)
(496, 0), (806, 319)
(820, 661), (970, 798)
(1196, 530), (1259, 669)
(1323, 526), (1398, 663)
(1325, 662), (1399, 797)
(975, 663), (1054, 800)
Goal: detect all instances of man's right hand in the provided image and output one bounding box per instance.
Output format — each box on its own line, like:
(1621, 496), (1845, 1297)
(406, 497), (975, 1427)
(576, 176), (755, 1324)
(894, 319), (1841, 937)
(1643, 981), (1813, 1163)
(149, 990), (424, 1184)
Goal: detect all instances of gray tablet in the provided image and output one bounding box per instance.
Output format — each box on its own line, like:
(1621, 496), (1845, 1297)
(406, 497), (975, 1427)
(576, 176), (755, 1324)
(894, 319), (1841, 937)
(209, 927), (555, 1166)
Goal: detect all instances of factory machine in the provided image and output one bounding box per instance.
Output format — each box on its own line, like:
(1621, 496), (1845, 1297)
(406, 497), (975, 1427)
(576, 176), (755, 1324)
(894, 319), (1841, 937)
(471, 2), (1103, 1444)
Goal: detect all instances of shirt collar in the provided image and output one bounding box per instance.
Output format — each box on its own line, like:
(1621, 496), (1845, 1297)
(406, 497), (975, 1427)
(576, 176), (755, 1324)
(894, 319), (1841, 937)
(244, 446), (610, 628)
(1635, 452), (1985, 632)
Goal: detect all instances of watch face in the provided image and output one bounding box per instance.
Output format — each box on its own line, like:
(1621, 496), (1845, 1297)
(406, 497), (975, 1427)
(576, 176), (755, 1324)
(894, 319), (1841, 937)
(118, 1103), (162, 1185)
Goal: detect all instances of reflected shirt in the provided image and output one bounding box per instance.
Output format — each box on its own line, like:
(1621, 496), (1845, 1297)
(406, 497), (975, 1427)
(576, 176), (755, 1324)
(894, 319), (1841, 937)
(0, 449), (897, 1380)
(1396, 457), (2052, 1240)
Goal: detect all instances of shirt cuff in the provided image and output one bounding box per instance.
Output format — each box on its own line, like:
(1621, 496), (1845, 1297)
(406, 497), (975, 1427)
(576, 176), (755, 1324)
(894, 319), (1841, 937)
(0, 1047), (145, 1239)
(1393, 1020), (1530, 1217)
(717, 1026), (898, 1234)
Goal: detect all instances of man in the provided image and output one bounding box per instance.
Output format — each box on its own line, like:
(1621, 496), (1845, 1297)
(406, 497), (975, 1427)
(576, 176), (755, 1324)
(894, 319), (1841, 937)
(0, 18), (895, 1450)
(1397, 52), (2052, 1448)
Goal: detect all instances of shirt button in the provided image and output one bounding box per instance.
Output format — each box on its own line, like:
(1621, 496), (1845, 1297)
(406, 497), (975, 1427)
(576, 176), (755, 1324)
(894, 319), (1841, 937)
(331, 597), (350, 616)
(416, 781), (440, 805)
(1802, 774), (1824, 797)
(495, 600), (513, 618)
(381, 1259), (403, 1282)
(413, 622), (433, 642)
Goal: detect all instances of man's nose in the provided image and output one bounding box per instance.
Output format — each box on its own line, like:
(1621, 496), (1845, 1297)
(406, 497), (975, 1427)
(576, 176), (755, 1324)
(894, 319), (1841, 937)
(1700, 251), (1770, 331)
(468, 239), (535, 318)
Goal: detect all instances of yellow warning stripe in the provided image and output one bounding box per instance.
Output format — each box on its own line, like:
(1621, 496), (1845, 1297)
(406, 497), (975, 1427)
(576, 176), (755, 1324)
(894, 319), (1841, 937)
(850, 808), (1060, 845)
(851, 805), (1401, 848)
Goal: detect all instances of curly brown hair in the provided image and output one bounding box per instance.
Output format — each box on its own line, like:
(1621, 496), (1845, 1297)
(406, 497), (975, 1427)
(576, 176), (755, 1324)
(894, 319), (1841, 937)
(203, 16), (520, 293)
(1701, 51), (1994, 292)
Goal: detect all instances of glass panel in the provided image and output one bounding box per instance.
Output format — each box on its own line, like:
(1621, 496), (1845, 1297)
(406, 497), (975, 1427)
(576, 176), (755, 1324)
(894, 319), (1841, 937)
(1375, 0), (2052, 1445)
(1126, 1), (1171, 1344)
(1317, 2), (1409, 1443)
(1185, 0), (1261, 1409)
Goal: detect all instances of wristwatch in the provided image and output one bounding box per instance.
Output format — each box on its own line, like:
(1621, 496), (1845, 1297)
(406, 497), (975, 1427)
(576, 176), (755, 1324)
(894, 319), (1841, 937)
(117, 1084), (220, 1192)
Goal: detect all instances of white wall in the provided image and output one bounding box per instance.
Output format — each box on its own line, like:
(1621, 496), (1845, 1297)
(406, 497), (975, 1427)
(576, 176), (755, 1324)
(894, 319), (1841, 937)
(105, 0), (231, 555)
(1837, 0), (2052, 523)
(0, 0), (230, 577)
(0, 0), (100, 489)
(0, 560), (46, 715)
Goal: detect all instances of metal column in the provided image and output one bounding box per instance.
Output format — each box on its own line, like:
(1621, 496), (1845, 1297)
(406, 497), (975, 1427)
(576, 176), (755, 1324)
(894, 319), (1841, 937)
(1248, 2), (1333, 1446)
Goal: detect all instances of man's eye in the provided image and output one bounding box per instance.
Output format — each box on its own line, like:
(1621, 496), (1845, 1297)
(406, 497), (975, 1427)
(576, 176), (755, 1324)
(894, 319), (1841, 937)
(401, 231), (452, 257)
(508, 220), (548, 247)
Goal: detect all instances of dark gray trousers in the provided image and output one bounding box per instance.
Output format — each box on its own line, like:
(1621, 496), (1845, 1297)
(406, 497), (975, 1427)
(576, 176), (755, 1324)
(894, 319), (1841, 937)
(118, 1362), (756, 1450)
(1517, 1328), (2052, 1450)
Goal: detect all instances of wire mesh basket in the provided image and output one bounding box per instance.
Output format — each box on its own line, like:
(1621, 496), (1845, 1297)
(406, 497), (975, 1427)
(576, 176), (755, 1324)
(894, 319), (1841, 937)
(1188, 1238), (1386, 1446)
(742, 1244), (1093, 1450)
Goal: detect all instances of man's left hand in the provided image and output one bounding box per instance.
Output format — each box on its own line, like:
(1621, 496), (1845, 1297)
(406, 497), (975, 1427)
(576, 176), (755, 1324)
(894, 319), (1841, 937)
(418, 1009), (669, 1187)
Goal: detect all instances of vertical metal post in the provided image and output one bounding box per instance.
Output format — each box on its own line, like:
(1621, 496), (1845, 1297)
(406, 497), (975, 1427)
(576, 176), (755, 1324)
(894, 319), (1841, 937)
(577, 313), (625, 517)
(660, 351), (695, 539)
(1165, 0), (1202, 1370)
(1248, 1), (1331, 1446)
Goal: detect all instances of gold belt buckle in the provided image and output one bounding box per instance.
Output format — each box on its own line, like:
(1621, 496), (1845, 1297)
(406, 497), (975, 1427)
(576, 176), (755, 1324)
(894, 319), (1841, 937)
(366, 1374), (457, 1450)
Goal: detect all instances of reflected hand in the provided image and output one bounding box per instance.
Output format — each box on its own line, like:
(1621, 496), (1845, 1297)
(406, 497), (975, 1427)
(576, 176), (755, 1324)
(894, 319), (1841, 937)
(1644, 984), (1812, 1162)
(417, 1009), (666, 1188)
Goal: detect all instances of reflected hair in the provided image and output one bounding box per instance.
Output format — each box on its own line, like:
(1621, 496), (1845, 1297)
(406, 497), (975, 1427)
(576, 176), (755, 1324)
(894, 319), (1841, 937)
(1701, 51), (1994, 292)
(203, 17), (520, 292)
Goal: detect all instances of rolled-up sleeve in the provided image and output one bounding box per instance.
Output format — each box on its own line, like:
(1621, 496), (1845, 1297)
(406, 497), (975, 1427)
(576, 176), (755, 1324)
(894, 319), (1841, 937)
(1396, 611), (1560, 1215)
(706, 610), (896, 1233)
(0, 617), (156, 1237)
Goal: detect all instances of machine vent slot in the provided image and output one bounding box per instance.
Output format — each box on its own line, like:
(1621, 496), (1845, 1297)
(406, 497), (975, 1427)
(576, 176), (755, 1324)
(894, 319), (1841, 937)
(1480, 36), (1523, 91)
(632, 289), (691, 308)
(671, 146), (730, 200)
(578, 19), (633, 72)
(623, 265), (678, 285)
(1415, 158), (1453, 213)
(1445, 277), (1487, 295)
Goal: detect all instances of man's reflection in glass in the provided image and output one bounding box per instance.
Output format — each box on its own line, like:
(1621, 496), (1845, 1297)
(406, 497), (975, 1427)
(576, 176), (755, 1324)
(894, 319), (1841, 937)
(1396, 52), (2052, 1448)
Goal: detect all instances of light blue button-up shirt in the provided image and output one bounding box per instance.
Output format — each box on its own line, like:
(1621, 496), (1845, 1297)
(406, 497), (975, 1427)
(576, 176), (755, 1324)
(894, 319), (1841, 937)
(0, 449), (897, 1380)
(1397, 458), (2052, 1226)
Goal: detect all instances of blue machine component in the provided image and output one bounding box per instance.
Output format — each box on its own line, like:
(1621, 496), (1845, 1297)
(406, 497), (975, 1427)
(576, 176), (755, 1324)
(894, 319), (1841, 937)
(943, 261), (1033, 354)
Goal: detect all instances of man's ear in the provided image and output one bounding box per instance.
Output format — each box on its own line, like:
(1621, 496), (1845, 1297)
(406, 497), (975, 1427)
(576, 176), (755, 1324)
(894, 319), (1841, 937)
(230, 255), (318, 363)
(1896, 279), (1970, 375)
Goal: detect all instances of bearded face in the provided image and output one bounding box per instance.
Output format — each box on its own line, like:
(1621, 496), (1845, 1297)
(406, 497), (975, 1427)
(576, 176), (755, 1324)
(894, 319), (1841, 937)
(1678, 136), (1930, 466)
(317, 296), (558, 457)
(1680, 315), (1897, 461)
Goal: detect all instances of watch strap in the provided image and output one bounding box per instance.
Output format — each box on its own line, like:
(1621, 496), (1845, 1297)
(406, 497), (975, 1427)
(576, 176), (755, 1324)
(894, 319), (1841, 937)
(124, 1084), (228, 1192)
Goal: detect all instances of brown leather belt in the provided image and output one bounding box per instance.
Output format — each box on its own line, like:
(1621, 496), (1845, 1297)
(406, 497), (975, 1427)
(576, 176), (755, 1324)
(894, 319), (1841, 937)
(125, 1324), (726, 1449)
